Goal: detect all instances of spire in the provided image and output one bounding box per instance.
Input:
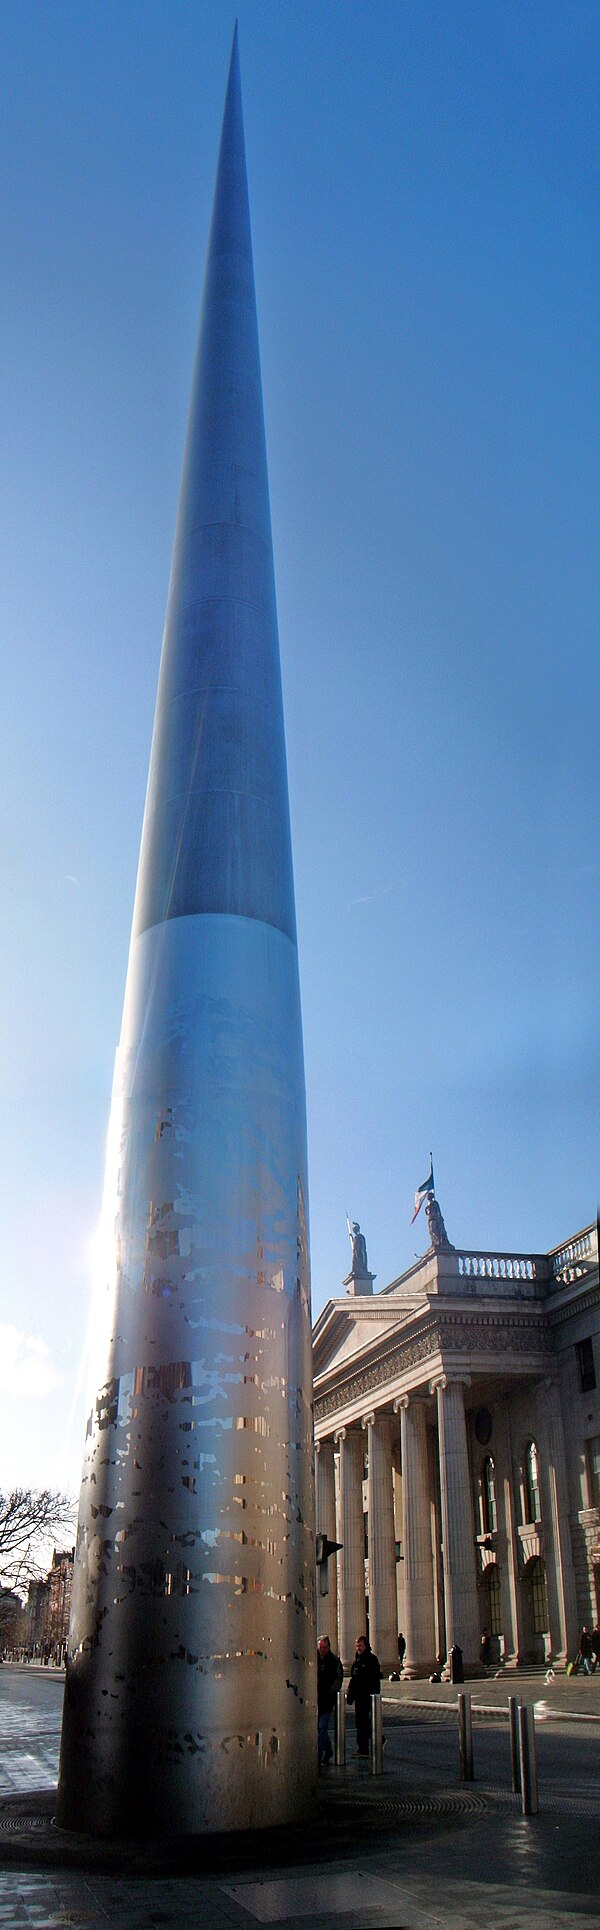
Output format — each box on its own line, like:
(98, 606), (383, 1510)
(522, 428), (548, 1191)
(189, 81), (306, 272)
(132, 22), (296, 943)
(57, 34), (314, 1839)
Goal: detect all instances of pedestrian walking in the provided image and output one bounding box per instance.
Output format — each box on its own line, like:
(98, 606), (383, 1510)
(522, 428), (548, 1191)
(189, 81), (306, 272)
(317, 1636), (343, 1765)
(480, 1627), (492, 1669)
(572, 1627), (594, 1675)
(347, 1634), (381, 1757)
(591, 1626), (600, 1672)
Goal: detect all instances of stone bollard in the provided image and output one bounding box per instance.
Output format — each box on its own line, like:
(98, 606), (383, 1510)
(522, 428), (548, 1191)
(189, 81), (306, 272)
(371, 1693), (383, 1775)
(335, 1687), (346, 1767)
(458, 1691), (474, 1781)
(518, 1702), (539, 1815)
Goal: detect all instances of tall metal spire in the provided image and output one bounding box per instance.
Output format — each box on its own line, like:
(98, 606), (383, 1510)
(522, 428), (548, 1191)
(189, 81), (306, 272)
(58, 29), (315, 1838)
(133, 22), (295, 946)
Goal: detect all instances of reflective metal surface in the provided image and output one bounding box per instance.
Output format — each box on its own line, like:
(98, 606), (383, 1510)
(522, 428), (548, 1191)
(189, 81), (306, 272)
(57, 27), (315, 1837)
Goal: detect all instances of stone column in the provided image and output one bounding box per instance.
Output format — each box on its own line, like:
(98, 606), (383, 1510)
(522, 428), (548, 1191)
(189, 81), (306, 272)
(397, 1394), (437, 1676)
(494, 1404), (523, 1666)
(433, 1376), (480, 1668)
(316, 1439), (338, 1647)
(335, 1428), (365, 1668)
(536, 1379), (579, 1665)
(363, 1411), (398, 1673)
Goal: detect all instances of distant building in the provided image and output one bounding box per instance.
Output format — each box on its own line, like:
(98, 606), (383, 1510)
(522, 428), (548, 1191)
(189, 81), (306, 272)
(313, 1219), (599, 1674)
(46, 1550), (74, 1656)
(20, 1549), (74, 1658)
(0, 1588), (24, 1649)
(23, 1578), (48, 1649)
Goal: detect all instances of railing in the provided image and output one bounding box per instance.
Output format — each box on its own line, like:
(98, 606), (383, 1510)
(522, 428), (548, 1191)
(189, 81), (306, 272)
(457, 1253), (538, 1282)
(550, 1227), (597, 1283)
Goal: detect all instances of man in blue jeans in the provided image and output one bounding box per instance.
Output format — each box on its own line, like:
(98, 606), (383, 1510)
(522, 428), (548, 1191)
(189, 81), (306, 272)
(317, 1635), (343, 1765)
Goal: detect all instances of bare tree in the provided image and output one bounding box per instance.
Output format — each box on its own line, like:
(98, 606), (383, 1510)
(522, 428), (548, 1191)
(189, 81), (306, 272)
(0, 1490), (76, 1595)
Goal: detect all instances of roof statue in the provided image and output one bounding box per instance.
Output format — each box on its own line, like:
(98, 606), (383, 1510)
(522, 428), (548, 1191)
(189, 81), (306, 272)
(344, 1215), (375, 1295)
(425, 1193), (454, 1252)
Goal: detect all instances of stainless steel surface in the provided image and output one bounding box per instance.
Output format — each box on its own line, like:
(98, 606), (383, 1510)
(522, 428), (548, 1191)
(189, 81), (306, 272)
(508, 1694), (521, 1792)
(458, 1691), (474, 1781)
(335, 1687), (346, 1767)
(370, 1694), (383, 1775)
(518, 1702), (539, 1815)
(58, 25), (314, 1837)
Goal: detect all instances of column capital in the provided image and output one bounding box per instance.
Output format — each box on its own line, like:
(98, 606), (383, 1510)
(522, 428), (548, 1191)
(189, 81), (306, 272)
(394, 1390), (429, 1413)
(361, 1411), (376, 1430)
(430, 1373), (471, 1396)
(333, 1426), (347, 1445)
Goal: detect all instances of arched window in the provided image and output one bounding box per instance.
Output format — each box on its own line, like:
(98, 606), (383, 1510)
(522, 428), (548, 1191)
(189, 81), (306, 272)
(481, 1456), (497, 1534)
(524, 1440), (541, 1523)
(528, 1557), (549, 1635)
(481, 1562), (502, 1636)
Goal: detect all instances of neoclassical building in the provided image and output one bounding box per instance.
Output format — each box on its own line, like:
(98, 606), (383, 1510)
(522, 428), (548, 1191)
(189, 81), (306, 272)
(313, 1216), (600, 1675)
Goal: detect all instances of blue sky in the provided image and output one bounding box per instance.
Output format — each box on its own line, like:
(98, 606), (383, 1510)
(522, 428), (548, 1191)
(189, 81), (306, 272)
(1, 0), (598, 1494)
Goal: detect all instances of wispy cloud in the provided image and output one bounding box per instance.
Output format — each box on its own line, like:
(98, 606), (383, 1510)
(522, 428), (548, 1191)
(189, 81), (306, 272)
(0, 1326), (62, 1399)
(346, 883), (395, 908)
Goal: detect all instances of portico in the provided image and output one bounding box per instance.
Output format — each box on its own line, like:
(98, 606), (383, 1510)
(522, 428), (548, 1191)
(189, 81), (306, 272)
(313, 1227), (596, 1675)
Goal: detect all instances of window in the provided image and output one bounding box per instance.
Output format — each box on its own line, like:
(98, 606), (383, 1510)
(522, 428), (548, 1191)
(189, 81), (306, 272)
(524, 1441), (541, 1524)
(481, 1456), (497, 1535)
(576, 1338), (597, 1393)
(482, 1563), (502, 1636)
(586, 1436), (600, 1510)
(529, 1558), (549, 1635)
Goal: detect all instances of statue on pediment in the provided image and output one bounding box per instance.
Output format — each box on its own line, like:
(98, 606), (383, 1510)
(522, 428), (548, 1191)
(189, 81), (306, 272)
(344, 1216), (375, 1295)
(425, 1194), (454, 1252)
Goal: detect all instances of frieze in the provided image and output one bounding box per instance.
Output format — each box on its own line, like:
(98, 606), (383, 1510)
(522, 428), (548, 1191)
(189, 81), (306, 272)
(314, 1312), (551, 1423)
(439, 1317), (549, 1357)
(314, 1328), (443, 1421)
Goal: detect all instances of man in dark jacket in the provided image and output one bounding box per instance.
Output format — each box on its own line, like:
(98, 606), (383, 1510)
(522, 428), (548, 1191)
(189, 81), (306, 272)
(347, 1634), (381, 1757)
(317, 1636), (343, 1765)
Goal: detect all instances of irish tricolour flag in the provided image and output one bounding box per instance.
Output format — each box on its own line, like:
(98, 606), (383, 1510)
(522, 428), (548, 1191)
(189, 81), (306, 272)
(411, 1158), (434, 1223)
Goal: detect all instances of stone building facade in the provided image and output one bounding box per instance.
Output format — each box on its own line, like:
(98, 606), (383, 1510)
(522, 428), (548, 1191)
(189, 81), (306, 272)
(313, 1220), (599, 1675)
(19, 1549), (74, 1659)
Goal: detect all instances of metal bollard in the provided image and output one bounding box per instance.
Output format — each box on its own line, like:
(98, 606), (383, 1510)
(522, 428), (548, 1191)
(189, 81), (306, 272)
(371, 1693), (383, 1774)
(518, 1702), (538, 1815)
(335, 1687), (346, 1766)
(458, 1691), (474, 1781)
(508, 1694), (521, 1793)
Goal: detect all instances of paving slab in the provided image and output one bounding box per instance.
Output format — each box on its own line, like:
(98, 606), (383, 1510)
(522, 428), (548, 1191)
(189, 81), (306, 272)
(0, 1670), (598, 1927)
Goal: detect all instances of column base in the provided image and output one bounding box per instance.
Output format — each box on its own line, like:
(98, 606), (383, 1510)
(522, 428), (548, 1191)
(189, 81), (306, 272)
(441, 1662), (486, 1681)
(402, 1662), (439, 1680)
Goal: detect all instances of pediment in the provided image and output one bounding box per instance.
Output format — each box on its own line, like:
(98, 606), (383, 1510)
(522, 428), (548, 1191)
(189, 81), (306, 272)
(312, 1293), (423, 1379)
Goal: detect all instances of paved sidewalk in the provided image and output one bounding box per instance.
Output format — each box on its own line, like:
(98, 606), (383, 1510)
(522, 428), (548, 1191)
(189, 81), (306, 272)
(0, 1669), (598, 1927)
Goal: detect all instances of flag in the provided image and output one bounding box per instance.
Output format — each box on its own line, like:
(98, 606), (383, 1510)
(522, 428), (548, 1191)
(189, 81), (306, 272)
(411, 1158), (434, 1223)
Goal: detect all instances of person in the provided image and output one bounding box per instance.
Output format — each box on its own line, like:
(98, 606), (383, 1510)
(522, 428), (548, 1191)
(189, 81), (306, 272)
(480, 1627), (492, 1669)
(591, 1626), (600, 1672)
(346, 1634), (381, 1757)
(577, 1626), (594, 1676)
(397, 1631), (406, 1670)
(317, 1635), (343, 1765)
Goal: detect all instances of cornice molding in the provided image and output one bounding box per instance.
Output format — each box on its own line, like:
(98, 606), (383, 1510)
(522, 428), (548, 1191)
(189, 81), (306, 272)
(547, 1282), (600, 1329)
